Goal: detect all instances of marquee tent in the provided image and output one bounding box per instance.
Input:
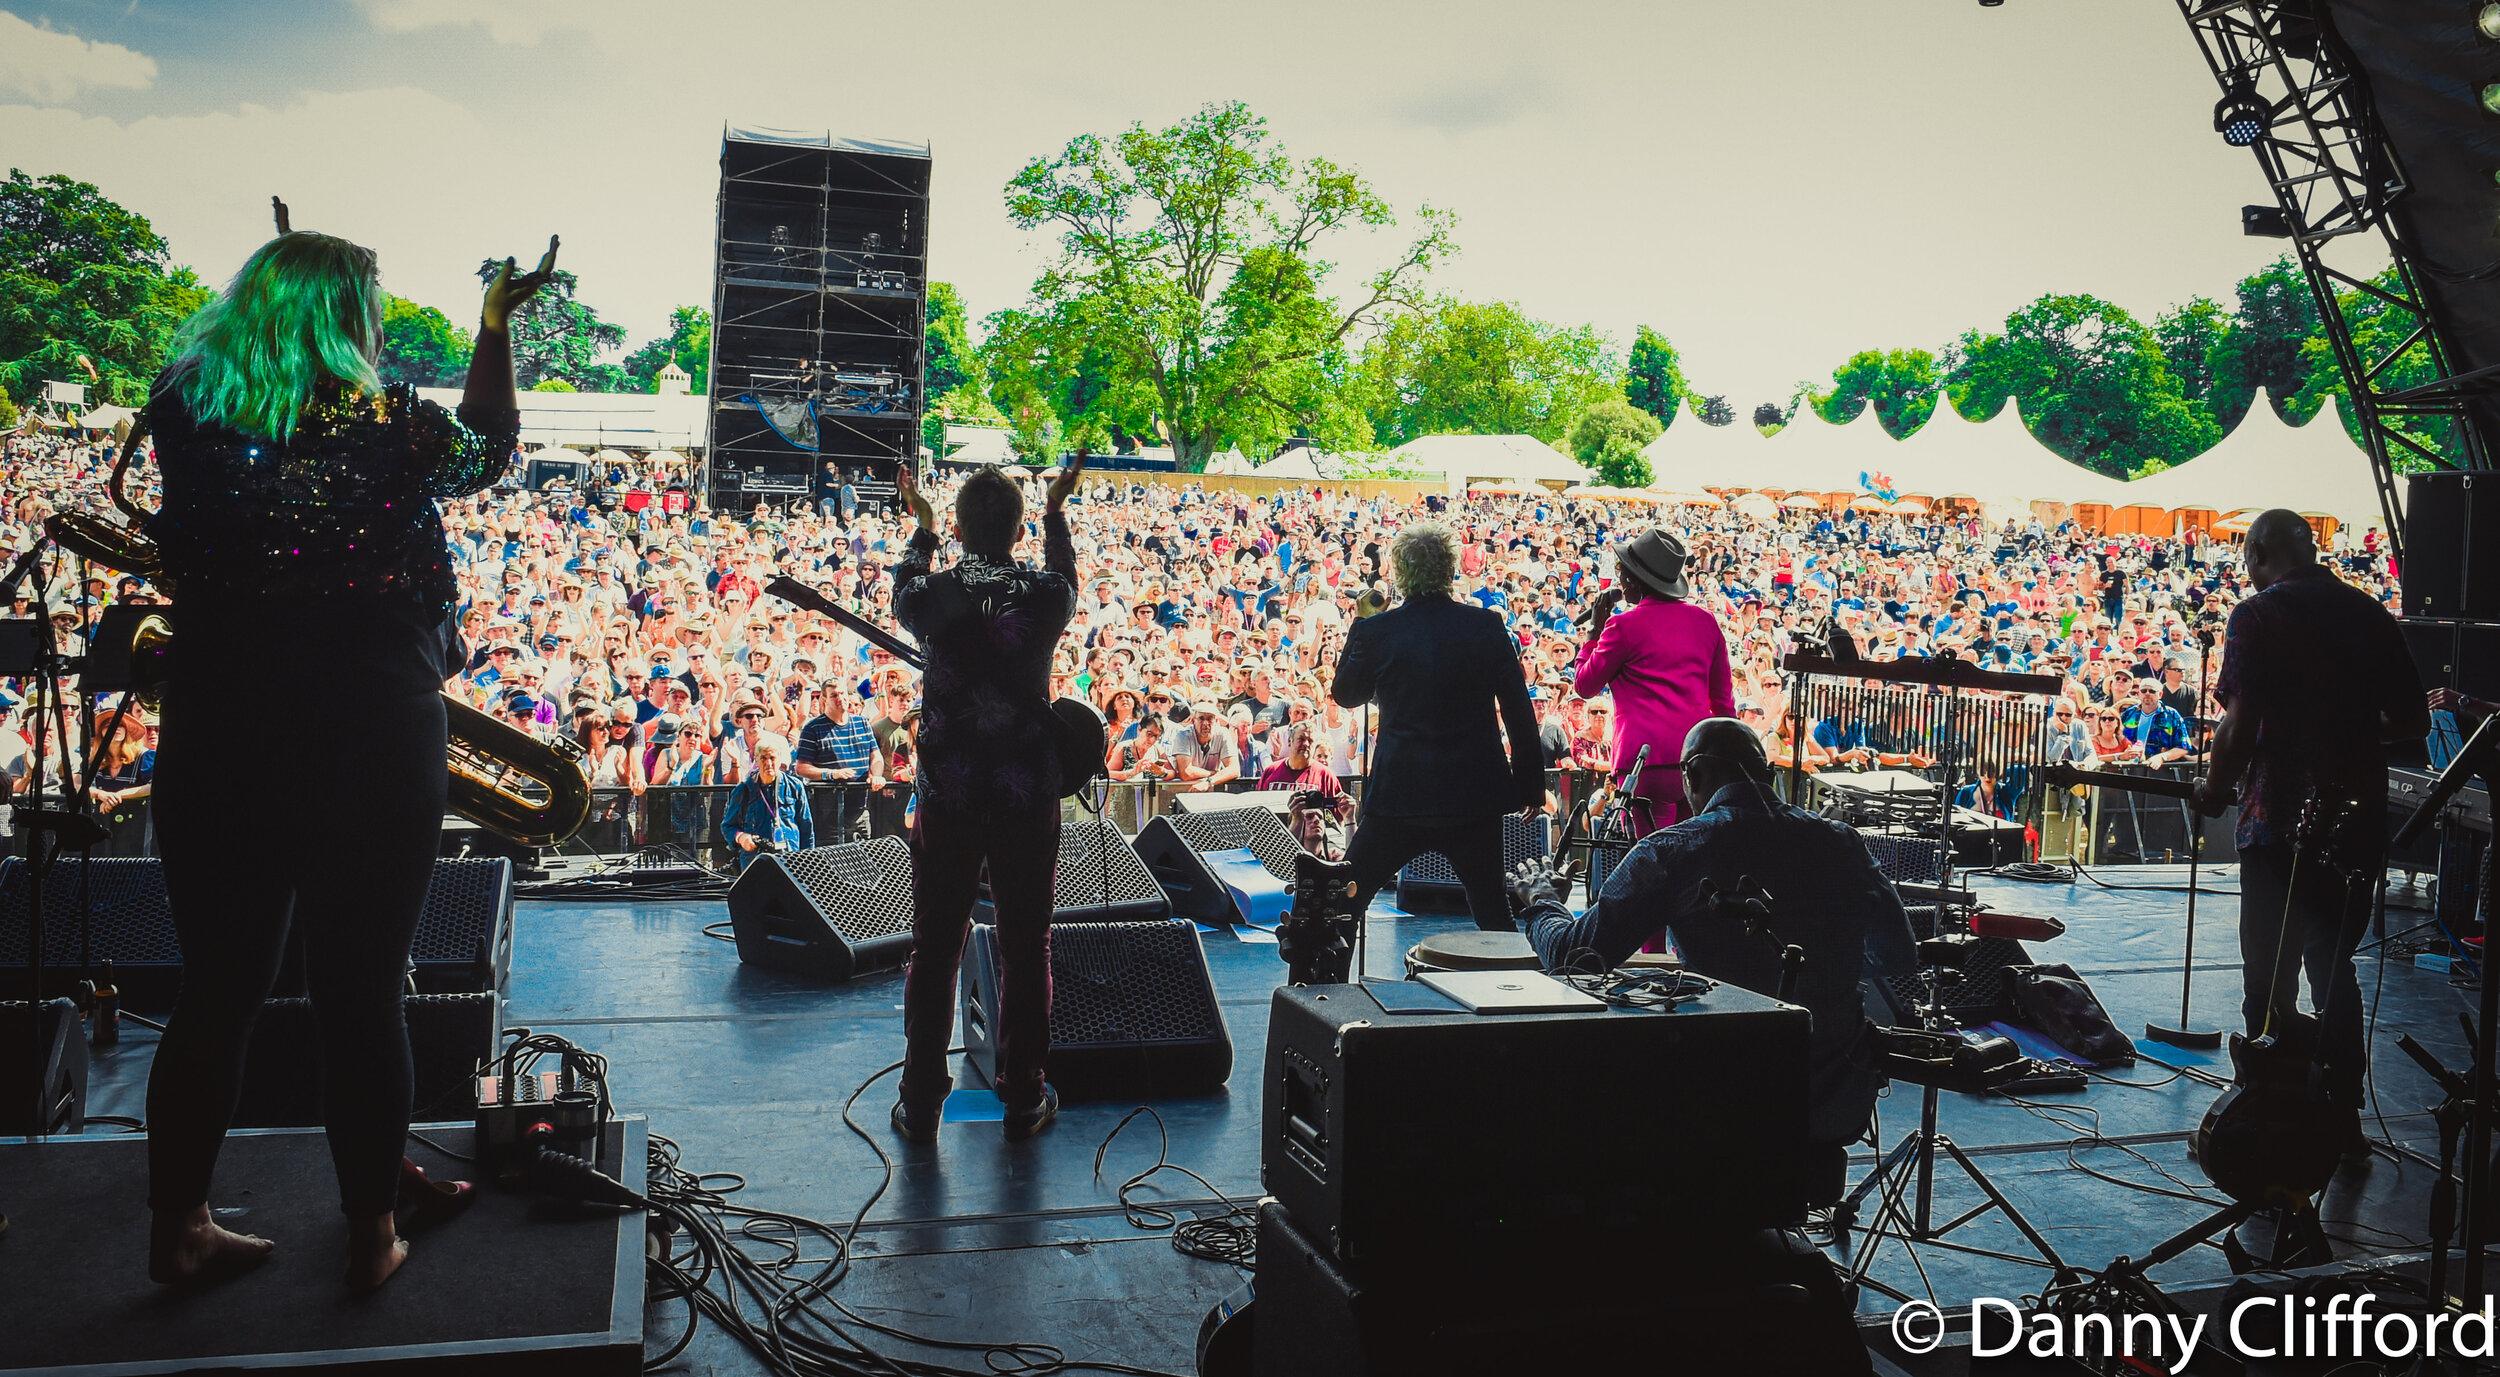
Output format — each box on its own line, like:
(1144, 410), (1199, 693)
(2107, 392), (2386, 530)
(1394, 434), (1585, 490)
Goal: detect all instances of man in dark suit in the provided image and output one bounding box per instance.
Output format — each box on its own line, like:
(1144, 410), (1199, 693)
(1332, 519), (1546, 930)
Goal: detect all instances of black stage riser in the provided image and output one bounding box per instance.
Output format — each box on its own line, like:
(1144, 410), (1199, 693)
(234, 991), (498, 1130)
(1262, 983), (1808, 1273)
(0, 856), (514, 1010)
(1393, 814), (1546, 914)
(1249, 1203), (1869, 1377)
(960, 919), (1232, 1100)
(1135, 810), (1302, 926)
(725, 836), (916, 982)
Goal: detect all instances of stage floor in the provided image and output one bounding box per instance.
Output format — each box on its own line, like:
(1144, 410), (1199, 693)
(50, 864), (2485, 1374)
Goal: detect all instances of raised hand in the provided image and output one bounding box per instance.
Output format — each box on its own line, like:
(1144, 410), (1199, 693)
(1046, 449), (1087, 516)
(482, 235), (559, 331)
(894, 462), (937, 530)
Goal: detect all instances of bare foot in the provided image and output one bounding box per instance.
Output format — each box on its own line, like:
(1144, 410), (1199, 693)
(344, 1210), (408, 1293)
(149, 1204), (275, 1286)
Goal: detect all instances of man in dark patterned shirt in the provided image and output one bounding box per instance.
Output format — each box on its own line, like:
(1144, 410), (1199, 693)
(2194, 509), (2425, 1166)
(889, 457), (1082, 1144)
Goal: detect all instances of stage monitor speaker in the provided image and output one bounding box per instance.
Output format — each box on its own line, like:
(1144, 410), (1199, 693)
(961, 919), (1232, 1099)
(1873, 933), (2038, 1027)
(232, 991), (498, 1130)
(1393, 813), (1546, 914)
(0, 856), (511, 1010)
(1250, 1202), (1867, 1377)
(725, 836), (916, 982)
(1263, 981), (1808, 1274)
(0, 998), (86, 1135)
(1860, 829), (1946, 886)
(2405, 471), (2500, 619)
(973, 818), (1172, 926)
(1135, 809), (1302, 926)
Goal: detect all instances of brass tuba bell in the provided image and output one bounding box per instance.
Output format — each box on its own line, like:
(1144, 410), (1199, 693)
(39, 437), (593, 848)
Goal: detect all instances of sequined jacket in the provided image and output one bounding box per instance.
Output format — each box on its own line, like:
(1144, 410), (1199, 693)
(892, 513), (1077, 812)
(145, 380), (517, 613)
(144, 380), (517, 693)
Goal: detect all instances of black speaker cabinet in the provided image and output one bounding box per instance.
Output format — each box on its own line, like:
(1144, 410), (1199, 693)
(961, 919), (1232, 1099)
(1393, 813), (1547, 914)
(1251, 1202), (1868, 1377)
(2405, 471), (2500, 619)
(2404, 617), (2500, 700)
(0, 998), (86, 1135)
(725, 836), (916, 982)
(1263, 982), (1808, 1273)
(973, 818), (1172, 926)
(0, 856), (512, 1009)
(1135, 808), (1302, 926)
(232, 991), (498, 1130)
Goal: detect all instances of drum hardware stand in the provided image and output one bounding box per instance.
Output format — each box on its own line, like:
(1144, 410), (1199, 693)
(2149, 627), (2224, 1051)
(1833, 960), (2082, 1305)
(1278, 854), (1357, 987)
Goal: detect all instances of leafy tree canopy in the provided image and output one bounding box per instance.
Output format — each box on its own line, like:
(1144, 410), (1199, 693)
(1809, 348), (1940, 439)
(1567, 396), (1661, 488)
(1356, 298), (1615, 446)
(1944, 293), (2217, 478)
(619, 305), (709, 394)
(2208, 257), (2321, 429)
(1624, 325), (1688, 428)
(378, 294), (472, 389)
(506, 267), (626, 391)
(1000, 100), (1452, 470)
(0, 170), (205, 408)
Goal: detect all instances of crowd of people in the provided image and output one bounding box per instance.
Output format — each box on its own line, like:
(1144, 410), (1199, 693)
(0, 422), (2406, 857)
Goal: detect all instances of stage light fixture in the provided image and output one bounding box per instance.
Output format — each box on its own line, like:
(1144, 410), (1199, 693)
(2480, 3), (2500, 41)
(2214, 79), (2271, 146)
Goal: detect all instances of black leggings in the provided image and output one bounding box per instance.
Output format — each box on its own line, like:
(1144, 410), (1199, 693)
(146, 688), (448, 1216)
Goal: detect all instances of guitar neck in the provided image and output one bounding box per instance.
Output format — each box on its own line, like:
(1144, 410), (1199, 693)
(2042, 763), (2201, 802)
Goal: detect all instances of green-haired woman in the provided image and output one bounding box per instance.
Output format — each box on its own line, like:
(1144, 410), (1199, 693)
(141, 229), (556, 1291)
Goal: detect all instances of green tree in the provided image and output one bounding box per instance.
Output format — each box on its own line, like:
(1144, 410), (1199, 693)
(1944, 294), (2219, 478)
(531, 377), (578, 392)
(0, 171), (208, 407)
(2153, 296), (2226, 425)
(378, 294), (473, 389)
(506, 267), (626, 390)
(2290, 264), (2457, 467)
(1566, 396), (1661, 488)
(921, 283), (1007, 452)
(0, 387), (18, 430)
(1623, 325), (1688, 428)
(1356, 298), (1615, 446)
(2207, 257), (2320, 428)
(618, 305), (710, 395)
(1809, 348), (1940, 438)
(1001, 100), (1453, 470)
(1691, 394), (1735, 426)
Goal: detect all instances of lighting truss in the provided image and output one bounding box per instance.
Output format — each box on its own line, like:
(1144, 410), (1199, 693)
(2175, 0), (2493, 563)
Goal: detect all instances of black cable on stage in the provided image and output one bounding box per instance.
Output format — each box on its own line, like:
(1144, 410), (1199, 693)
(1091, 1107), (1256, 1267)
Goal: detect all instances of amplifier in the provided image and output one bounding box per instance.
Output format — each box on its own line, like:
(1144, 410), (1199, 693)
(0, 855), (512, 1009)
(234, 991), (498, 1131)
(1135, 808), (1302, 926)
(1394, 813), (1546, 915)
(0, 998), (86, 1135)
(1262, 981), (1808, 1272)
(1251, 1201), (1867, 1377)
(725, 836), (917, 982)
(961, 919), (1232, 1099)
(973, 818), (1171, 925)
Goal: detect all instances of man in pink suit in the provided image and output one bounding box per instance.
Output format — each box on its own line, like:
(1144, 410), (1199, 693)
(1574, 529), (1735, 835)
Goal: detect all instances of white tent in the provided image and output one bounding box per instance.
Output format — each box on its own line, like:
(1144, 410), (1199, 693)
(1391, 434), (1585, 491)
(415, 387), (709, 450)
(940, 425), (1017, 465)
(2107, 391), (2387, 529)
(1251, 447), (1323, 479)
(1643, 400), (1759, 491)
(78, 404), (137, 432)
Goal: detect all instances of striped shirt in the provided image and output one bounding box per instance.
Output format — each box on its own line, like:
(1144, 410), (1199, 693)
(797, 712), (878, 778)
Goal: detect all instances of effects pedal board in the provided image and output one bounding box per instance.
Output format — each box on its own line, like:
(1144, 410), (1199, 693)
(473, 1065), (601, 1172)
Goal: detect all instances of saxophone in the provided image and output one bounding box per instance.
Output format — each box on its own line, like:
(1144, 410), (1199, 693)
(42, 422), (593, 847)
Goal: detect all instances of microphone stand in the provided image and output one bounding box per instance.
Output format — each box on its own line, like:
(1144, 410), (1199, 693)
(2147, 628), (2222, 1050)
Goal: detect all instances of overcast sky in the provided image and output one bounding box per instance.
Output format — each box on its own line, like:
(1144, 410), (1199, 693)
(2, 0), (2297, 408)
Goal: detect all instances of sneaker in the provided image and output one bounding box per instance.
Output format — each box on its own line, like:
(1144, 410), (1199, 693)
(1003, 1084), (1060, 1142)
(890, 1098), (940, 1144)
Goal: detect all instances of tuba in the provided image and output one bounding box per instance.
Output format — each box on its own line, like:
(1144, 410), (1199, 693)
(38, 422), (593, 847)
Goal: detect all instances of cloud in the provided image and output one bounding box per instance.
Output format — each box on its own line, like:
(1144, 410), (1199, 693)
(0, 11), (156, 103)
(1382, 75), (1561, 135)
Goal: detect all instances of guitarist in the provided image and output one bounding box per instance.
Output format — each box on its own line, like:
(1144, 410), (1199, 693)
(887, 455), (1084, 1145)
(2191, 509), (2426, 1168)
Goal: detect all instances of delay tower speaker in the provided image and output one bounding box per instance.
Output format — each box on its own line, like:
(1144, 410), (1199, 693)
(960, 919), (1231, 1099)
(2405, 471), (2500, 619)
(725, 836), (917, 981)
(1135, 808), (1302, 926)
